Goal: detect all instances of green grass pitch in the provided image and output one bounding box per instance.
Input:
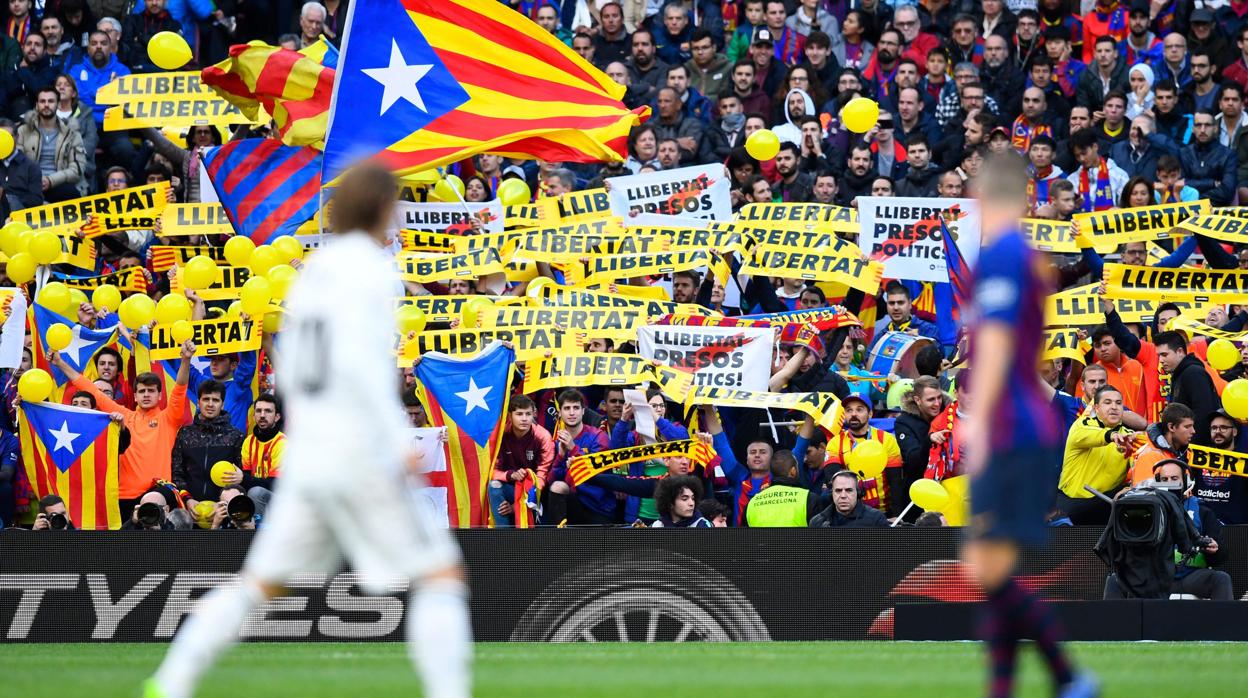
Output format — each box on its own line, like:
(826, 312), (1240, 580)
(4, 641), (1245, 697)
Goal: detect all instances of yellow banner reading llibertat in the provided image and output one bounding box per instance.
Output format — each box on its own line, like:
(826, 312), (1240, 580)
(742, 245), (882, 294)
(81, 213), (160, 238)
(170, 265), (251, 301)
(457, 218), (623, 253)
(504, 199), (560, 229)
(148, 316), (261, 360)
(398, 248), (505, 282)
(499, 232), (668, 262)
(582, 249), (726, 284)
(150, 245), (227, 272)
(160, 203), (234, 236)
(734, 202), (859, 234)
(400, 230), (458, 253)
(12, 182), (170, 229)
(1072, 200), (1208, 248)
(1103, 263), (1248, 303)
(480, 307), (644, 341)
(398, 325), (575, 364)
(1042, 327), (1088, 363)
(537, 284), (716, 318)
(1019, 218), (1114, 254)
(47, 231), (97, 270)
(1176, 213), (1248, 245)
(57, 267), (148, 294)
(1189, 444), (1248, 478)
(638, 226), (751, 255)
(683, 385), (844, 433)
(557, 188), (613, 222)
(1045, 282), (1213, 327)
(567, 439), (714, 486)
(397, 295), (507, 323)
(521, 353), (664, 393)
(103, 99), (260, 131)
(1165, 314), (1248, 342)
(96, 72), (215, 103)
(721, 222), (855, 254)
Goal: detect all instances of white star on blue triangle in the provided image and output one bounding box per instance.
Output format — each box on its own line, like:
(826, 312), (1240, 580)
(414, 343), (515, 447)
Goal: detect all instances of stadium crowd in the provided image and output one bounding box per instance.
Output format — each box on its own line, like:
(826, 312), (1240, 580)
(0, 0), (1241, 602)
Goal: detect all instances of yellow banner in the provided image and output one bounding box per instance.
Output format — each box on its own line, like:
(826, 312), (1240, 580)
(160, 204), (234, 236)
(170, 265), (251, 301)
(1189, 443), (1248, 478)
(81, 213), (159, 238)
(557, 188), (613, 222)
(397, 248), (505, 282)
(456, 218), (623, 253)
(103, 99), (260, 130)
(722, 222), (856, 254)
(481, 307), (643, 341)
(504, 199), (559, 229)
(148, 316), (261, 360)
(1103, 263), (1248, 303)
(684, 386), (844, 434)
(521, 353), (664, 393)
(1045, 282), (1212, 326)
(398, 326), (574, 363)
(734, 202), (859, 233)
(47, 231), (97, 270)
(641, 226), (751, 255)
(400, 230), (458, 253)
(12, 183), (170, 229)
(499, 232), (668, 262)
(1165, 314), (1248, 342)
(1042, 327), (1088, 363)
(96, 72), (214, 103)
(582, 250), (726, 284)
(537, 284), (716, 318)
(57, 267), (148, 294)
(741, 245), (882, 294)
(1176, 213), (1248, 245)
(397, 295), (508, 323)
(1019, 217), (1114, 254)
(150, 245), (227, 273)
(1072, 200), (1208, 247)
(567, 439), (714, 486)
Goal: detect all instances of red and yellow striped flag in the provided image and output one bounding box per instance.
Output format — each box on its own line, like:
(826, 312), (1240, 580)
(19, 402), (121, 530)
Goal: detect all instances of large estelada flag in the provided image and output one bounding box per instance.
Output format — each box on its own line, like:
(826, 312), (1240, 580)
(203, 139), (322, 244)
(19, 401), (121, 530)
(322, 0), (649, 182)
(30, 305), (121, 399)
(413, 341), (515, 527)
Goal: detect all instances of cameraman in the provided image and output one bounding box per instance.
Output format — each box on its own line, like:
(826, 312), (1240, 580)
(210, 486), (257, 531)
(1105, 460), (1233, 600)
(31, 495), (74, 530)
(122, 489), (177, 531)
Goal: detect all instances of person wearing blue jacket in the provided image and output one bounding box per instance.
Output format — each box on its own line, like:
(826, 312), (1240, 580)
(68, 30), (133, 177)
(610, 401), (690, 523)
(1078, 236), (1197, 281)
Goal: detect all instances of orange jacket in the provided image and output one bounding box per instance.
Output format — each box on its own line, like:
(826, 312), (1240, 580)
(1129, 437), (1180, 486)
(72, 375), (188, 499)
(1077, 355), (1149, 417)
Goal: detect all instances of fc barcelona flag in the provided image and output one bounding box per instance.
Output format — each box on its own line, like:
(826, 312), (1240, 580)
(203, 139), (322, 244)
(19, 401), (121, 530)
(413, 341), (514, 527)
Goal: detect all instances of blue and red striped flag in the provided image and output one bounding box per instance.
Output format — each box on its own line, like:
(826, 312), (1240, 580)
(940, 214), (973, 311)
(203, 139), (322, 245)
(413, 341), (515, 527)
(322, 0), (648, 182)
(19, 401), (121, 530)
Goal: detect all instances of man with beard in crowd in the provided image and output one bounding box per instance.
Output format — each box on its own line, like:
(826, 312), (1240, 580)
(626, 29), (669, 103)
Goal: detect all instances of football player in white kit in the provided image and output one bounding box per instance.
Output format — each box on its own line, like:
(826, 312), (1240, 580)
(144, 165), (471, 698)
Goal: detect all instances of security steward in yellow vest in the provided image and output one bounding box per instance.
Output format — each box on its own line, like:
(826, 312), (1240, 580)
(745, 450), (820, 527)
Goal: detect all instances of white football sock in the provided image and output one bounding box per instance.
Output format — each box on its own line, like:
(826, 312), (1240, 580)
(408, 578), (473, 698)
(153, 580), (263, 698)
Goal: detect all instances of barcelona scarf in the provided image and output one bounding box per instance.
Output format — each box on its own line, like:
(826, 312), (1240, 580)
(1011, 116), (1053, 154)
(1028, 166), (1057, 210)
(1079, 159), (1114, 212)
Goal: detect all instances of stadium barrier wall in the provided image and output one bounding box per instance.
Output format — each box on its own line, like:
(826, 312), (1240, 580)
(2, 527), (1245, 642)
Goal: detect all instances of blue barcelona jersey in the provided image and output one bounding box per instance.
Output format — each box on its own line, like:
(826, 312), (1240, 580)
(973, 231), (1062, 453)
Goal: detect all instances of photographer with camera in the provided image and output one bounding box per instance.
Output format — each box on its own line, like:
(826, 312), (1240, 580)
(210, 486), (257, 531)
(31, 494), (74, 530)
(1102, 460), (1233, 600)
(122, 489), (178, 531)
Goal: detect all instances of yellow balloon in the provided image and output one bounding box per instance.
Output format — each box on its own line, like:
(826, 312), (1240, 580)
(223, 236), (256, 268)
(745, 128), (781, 161)
(909, 478), (951, 512)
(148, 30), (192, 70)
(68, 288), (88, 312)
(240, 276), (272, 316)
(462, 297), (494, 328)
(497, 178), (532, 207)
(5, 252), (35, 284)
(249, 244), (280, 277)
(193, 500), (217, 528)
(266, 264), (298, 300)
(271, 235), (304, 263)
(46, 323), (73, 352)
(846, 439), (887, 480)
(941, 474), (970, 501)
(1223, 379), (1248, 420)
(118, 294), (156, 329)
(92, 284), (122, 313)
(28, 231), (61, 265)
(396, 304), (427, 334)
(0, 129), (13, 160)
(182, 255), (218, 291)
(1208, 338), (1240, 372)
(170, 319), (195, 344)
(17, 368), (54, 402)
(263, 311), (284, 334)
(37, 282), (72, 316)
(155, 293), (192, 325)
(226, 300), (243, 318)
(0, 221), (30, 256)
(431, 174), (466, 203)
(842, 97), (881, 134)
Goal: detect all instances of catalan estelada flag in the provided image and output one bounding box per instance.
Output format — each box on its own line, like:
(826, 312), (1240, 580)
(202, 42), (335, 149)
(30, 305), (121, 400)
(322, 0), (649, 182)
(203, 139), (322, 244)
(19, 401), (121, 530)
(413, 341), (515, 527)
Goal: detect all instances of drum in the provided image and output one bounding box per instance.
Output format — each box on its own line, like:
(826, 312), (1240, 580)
(867, 331), (935, 378)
